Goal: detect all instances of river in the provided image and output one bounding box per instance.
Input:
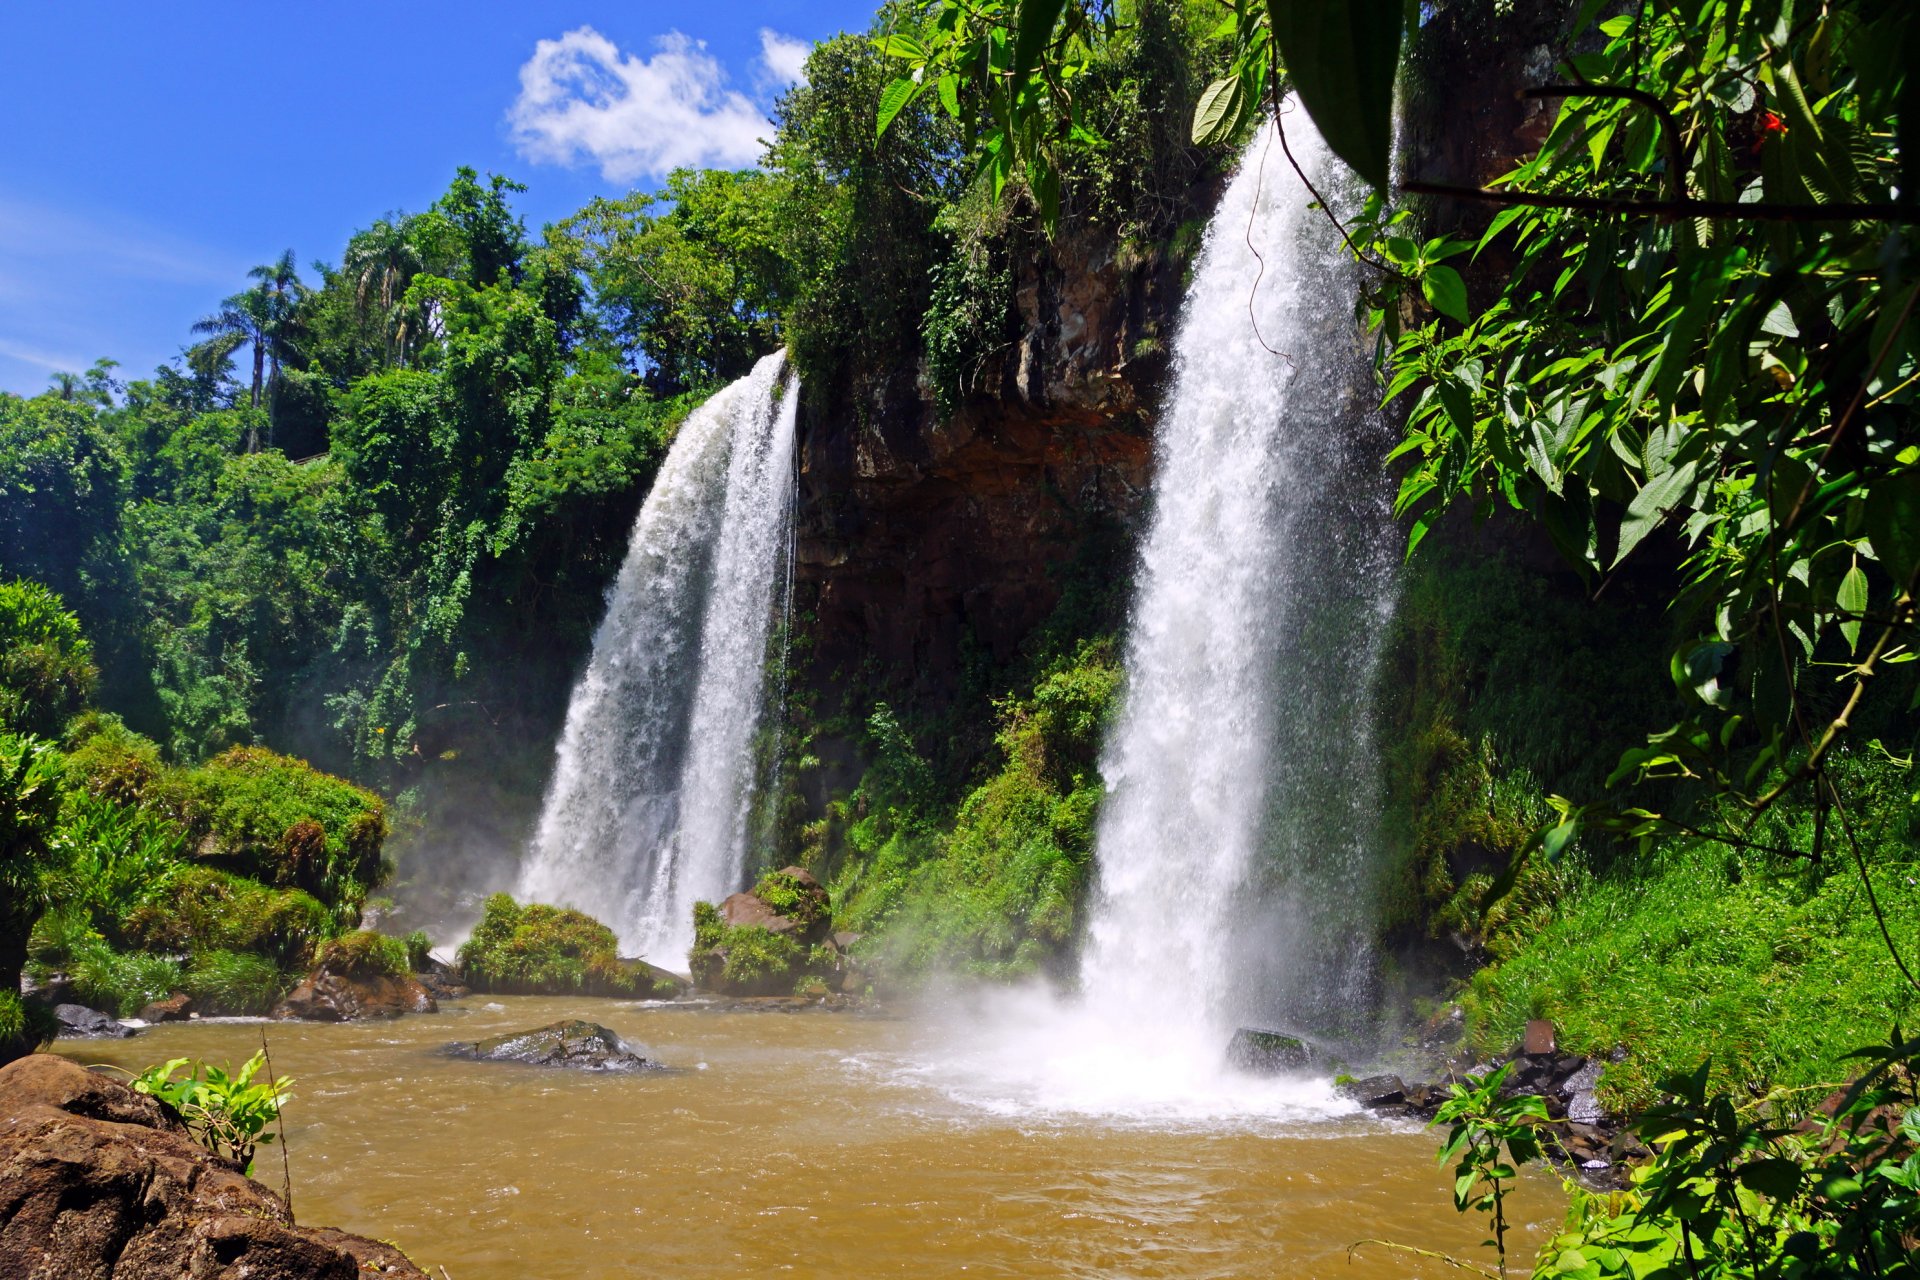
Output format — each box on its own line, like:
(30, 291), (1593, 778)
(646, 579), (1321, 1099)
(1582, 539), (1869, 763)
(57, 996), (1557, 1278)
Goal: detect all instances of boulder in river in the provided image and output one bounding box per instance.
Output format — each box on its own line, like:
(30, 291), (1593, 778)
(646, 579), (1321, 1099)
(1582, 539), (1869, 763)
(0, 1053), (427, 1278)
(274, 934), (436, 1021)
(52, 1002), (138, 1039)
(138, 992), (194, 1023)
(1225, 1027), (1314, 1074)
(448, 1019), (659, 1072)
(1336, 1074), (1408, 1108)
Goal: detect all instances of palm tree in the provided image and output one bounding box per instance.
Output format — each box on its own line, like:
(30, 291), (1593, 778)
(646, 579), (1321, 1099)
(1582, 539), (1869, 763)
(248, 250), (307, 445)
(193, 252), (307, 449)
(342, 218), (427, 366)
(45, 371), (81, 402)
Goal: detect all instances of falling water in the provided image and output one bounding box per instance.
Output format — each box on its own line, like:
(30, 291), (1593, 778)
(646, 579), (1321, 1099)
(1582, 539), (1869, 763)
(518, 352), (799, 964)
(921, 108), (1399, 1121)
(1079, 105), (1399, 1045)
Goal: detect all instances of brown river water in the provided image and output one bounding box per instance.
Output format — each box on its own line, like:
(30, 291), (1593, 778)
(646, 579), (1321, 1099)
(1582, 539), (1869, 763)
(58, 995), (1559, 1279)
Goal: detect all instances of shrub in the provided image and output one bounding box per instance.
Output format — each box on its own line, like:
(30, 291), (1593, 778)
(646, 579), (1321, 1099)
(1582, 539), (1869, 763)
(49, 791), (187, 944)
(751, 869), (828, 932)
(69, 944), (182, 1017)
(122, 865), (333, 971)
(181, 950), (286, 1016)
(457, 893), (637, 995)
(60, 712), (168, 808)
(178, 746), (388, 919)
(403, 929), (433, 972)
(0, 990), (55, 1060)
(0, 579), (96, 736)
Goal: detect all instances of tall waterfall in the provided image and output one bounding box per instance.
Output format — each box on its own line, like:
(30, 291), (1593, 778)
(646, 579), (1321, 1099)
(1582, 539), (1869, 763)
(1077, 107), (1398, 1045)
(518, 351), (798, 964)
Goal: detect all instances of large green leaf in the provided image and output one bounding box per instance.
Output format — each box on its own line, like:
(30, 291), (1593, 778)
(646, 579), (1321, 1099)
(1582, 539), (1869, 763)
(1264, 0), (1403, 190)
(875, 77), (923, 140)
(1421, 265), (1469, 325)
(1867, 469), (1920, 589)
(1013, 0), (1069, 83)
(1192, 76), (1248, 146)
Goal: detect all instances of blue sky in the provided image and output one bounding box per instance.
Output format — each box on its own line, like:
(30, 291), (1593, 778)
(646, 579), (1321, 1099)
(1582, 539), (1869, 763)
(0, 2), (877, 396)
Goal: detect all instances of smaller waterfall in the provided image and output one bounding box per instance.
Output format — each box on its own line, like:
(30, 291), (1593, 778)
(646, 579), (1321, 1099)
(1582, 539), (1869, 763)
(519, 352), (799, 962)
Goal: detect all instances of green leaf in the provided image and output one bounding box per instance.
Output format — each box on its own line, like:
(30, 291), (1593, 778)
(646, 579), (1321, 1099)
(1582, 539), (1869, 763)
(937, 73), (960, 119)
(1614, 460), (1699, 567)
(1013, 0), (1070, 83)
(1421, 266), (1469, 325)
(1738, 1157), (1805, 1201)
(1838, 562), (1868, 654)
(872, 33), (928, 61)
(875, 77), (923, 140)
(1191, 76), (1247, 147)
(1866, 469), (1920, 587)
(1265, 0), (1403, 190)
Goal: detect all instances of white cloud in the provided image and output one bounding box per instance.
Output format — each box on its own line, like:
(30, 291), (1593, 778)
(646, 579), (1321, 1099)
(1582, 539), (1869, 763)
(508, 26), (782, 183)
(757, 29), (811, 89)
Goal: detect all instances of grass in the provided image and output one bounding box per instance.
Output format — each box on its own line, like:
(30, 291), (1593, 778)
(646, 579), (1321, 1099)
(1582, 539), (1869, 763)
(1463, 765), (1920, 1111)
(458, 893), (640, 994)
(182, 949), (287, 1015)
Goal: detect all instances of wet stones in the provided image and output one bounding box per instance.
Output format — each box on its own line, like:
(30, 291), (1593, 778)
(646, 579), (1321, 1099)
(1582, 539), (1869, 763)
(1225, 1028), (1315, 1074)
(52, 1003), (138, 1039)
(448, 1020), (659, 1073)
(1337, 1074), (1408, 1108)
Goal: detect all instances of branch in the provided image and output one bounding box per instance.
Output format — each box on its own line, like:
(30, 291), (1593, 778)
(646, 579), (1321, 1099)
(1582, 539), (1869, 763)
(1747, 575), (1920, 816)
(1399, 180), (1918, 224)
(1347, 1240), (1500, 1277)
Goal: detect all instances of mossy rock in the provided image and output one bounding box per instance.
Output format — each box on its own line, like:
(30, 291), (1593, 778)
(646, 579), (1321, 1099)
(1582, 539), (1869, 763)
(449, 1020), (658, 1072)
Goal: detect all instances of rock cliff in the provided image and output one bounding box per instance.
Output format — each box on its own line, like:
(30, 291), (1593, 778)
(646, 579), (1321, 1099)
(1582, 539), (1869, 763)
(794, 218), (1204, 695)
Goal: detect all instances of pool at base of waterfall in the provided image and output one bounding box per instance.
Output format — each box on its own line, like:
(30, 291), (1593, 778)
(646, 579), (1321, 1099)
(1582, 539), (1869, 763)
(59, 995), (1557, 1279)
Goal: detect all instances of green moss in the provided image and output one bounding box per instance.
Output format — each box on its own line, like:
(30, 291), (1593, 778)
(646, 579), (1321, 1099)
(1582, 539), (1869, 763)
(315, 930), (410, 980)
(457, 892), (639, 995)
(122, 865), (333, 970)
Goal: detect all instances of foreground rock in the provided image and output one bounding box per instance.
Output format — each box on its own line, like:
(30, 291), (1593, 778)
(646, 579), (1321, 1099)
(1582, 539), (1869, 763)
(0, 1053), (427, 1278)
(51, 1002), (139, 1039)
(274, 939), (435, 1021)
(447, 1020), (659, 1072)
(1225, 1027), (1315, 1074)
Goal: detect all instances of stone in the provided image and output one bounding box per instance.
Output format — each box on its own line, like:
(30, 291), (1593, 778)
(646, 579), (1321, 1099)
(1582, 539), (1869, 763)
(137, 992), (194, 1023)
(833, 931), (864, 951)
(1225, 1028), (1314, 1075)
(720, 890), (794, 934)
(0, 1053), (427, 1279)
(273, 948), (435, 1022)
(1560, 1060), (1603, 1096)
(1523, 1018), (1557, 1056)
(1568, 1090), (1607, 1126)
(52, 1002), (138, 1039)
(449, 1020), (659, 1072)
(1337, 1074), (1407, 1108)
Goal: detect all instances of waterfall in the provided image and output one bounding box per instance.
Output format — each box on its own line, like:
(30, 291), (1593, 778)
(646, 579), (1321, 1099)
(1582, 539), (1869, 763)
(1076, 106), (1398, 1046)
(518, 351), (799, 964)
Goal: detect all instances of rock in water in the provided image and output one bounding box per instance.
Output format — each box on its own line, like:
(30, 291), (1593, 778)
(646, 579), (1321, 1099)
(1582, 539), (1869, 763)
(1225, 1028), (1314, 1074)
(274, 946), (436, 1022)
(1336, 1074), (1408, 1108)
(52, 1003), (138, 1039)
(449, 1020), (658, 1072)
(0, 1054), (427, 1278)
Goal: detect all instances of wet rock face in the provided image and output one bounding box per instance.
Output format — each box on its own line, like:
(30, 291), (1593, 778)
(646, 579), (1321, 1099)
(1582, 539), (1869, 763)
(0, 1054), (427, 1279)
(794, 217), (1198, 701)
(448, 1020), (658, 1073)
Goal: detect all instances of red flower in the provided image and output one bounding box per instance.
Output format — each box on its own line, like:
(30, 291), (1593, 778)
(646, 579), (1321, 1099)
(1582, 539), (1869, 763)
(1752, 110), (1786, 155)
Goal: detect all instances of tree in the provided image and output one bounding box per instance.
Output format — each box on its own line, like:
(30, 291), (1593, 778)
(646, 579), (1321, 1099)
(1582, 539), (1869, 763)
(0, 733), (68, 1063)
